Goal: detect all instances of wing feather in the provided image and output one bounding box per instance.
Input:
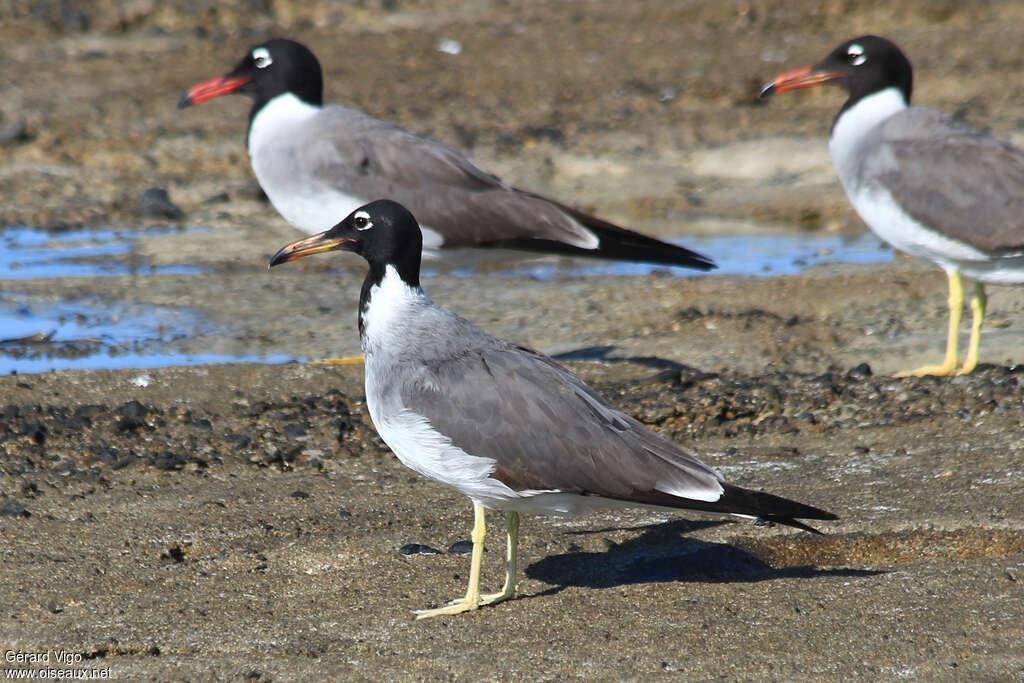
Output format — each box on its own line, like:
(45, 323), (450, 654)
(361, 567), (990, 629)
(863, 109), (1024, 254)
(306, 107), (600, 248)
(399, 342), (725, 505)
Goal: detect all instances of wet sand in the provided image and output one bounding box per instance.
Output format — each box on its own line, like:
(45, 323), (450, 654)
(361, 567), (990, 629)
(2, 1), (1023, 680)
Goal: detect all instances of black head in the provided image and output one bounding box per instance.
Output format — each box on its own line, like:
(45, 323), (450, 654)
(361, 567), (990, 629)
(759, 35), (913, 109)
(269, 199), (424, 287)
(178, 38), (324, 116)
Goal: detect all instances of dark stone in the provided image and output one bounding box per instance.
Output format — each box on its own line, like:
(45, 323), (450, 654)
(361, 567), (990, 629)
(138, 187), (184, 219)
(72, 404), (106, 428)
(161, 545), (187, 563)
(116, 400), (152, 431)
(0, 115), (30, 145)
(283, 422), (307, 439)
(846, 363), (873, 379)
(146, 451), (186, 471)
(447, 540), (474, 555)
(111, 455), (135, 470)
(399, 543), (442, 556)
(30, 426), (46, 445)
(0, 501), (30, 518)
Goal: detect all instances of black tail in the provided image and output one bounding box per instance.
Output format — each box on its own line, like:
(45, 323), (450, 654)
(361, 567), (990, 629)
(647, 482), (838, 534)
(487, 199), (716, 271)
(717, 483), (838, 534)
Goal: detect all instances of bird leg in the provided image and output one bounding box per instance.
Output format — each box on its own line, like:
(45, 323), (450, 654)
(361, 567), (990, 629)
(958, 282), (987, 375)
(896, 270), (963, 377)
(480, 511), (520, 606)
(414, 501), (488, 619)
(310, 355), (364, 366)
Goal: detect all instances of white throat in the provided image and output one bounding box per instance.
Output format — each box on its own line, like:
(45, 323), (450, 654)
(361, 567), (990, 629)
(247, 92), (321, 158)
(360, 265), (428, 353)
(829, 86), (907, 171)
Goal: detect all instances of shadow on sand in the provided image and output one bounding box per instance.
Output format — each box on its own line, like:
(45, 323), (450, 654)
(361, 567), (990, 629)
(524, 519), (880, 595)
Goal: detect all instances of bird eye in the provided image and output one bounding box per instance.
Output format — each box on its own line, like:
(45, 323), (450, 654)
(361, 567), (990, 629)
(353, 211), (373, 230)
(846, 43), (866, 66)
(252, 47), (273, 69)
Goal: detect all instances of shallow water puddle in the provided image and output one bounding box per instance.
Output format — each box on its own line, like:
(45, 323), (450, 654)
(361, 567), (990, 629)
(1, 225), (891, 374)
(440, 231), (892, 280)
(0, 225), (295, 374)
(2, 350), (296, 375)
(0, 295), (294, 374)
(0, 224), (203, 279)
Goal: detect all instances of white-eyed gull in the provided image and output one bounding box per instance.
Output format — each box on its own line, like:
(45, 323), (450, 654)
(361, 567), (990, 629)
(180, 38), (715, 270)
(760, 35), (1024, 376)
(269, 199), (837, 618)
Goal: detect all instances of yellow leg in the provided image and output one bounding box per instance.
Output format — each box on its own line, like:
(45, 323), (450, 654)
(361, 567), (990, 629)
(480, 511), (519, 606)
(958, 283), (987, 375)
(414, 502), (488, 619)
(895, 270), (963, 377)
(310, 355), (364, 366)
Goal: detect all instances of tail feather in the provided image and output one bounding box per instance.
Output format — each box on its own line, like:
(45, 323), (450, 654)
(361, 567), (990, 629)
(715, 482), (838, 534)
(638, 482), (838, 534)
(486, 198), (717, 271)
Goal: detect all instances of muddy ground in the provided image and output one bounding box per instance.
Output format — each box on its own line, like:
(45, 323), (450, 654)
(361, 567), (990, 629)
(1, 1), (1023, 680)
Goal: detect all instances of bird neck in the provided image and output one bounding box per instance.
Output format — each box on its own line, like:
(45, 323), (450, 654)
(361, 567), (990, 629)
(246, 92), (322, 149)
(830, 86), (908, 167)
(358, 262), (424, 344)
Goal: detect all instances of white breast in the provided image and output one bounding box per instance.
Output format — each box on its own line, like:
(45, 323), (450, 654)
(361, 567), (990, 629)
(359, 265), (430, 355)
(247, 94), (366, 234)
(847, 184), (990, 268)
(829, 87), (908, 177)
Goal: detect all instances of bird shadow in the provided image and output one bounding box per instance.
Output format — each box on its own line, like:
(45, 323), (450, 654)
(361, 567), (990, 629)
(524, 519), (881, 595)
(552, 345), (697, 375)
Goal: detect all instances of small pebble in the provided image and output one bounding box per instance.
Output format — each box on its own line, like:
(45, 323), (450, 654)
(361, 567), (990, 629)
(447, 540), (473, 555)
(0, 115), (29, 144)
(0, 501), (29, 518)
(400, 543), (441, 556)
(846, 362), (873, 379)
(437, 39), (462, 55)
(138, 187), (184, 219)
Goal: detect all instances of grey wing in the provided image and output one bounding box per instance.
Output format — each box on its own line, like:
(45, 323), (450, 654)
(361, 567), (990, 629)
(307, 108), (599, 249)
(400, 342), (724, 503)
(865, 109), (1024, 255)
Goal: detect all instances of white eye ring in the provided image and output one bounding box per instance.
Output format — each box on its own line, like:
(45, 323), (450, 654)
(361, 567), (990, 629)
(353, 211), (374, 230)
(847, 44), (866, 66)
(252, 47), (273, 69)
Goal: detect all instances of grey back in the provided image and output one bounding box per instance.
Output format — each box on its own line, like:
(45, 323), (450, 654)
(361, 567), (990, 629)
(856, 107), (1024, 255)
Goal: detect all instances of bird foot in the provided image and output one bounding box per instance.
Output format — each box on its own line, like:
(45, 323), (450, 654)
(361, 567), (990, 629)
(413, 587), (515, 619)
(310, 355), (364, 366)
(414, 594), (482, 619)
(955, 362), (977, 376)
(479, 585), (517, 607)
(893, 360), (959, 378)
